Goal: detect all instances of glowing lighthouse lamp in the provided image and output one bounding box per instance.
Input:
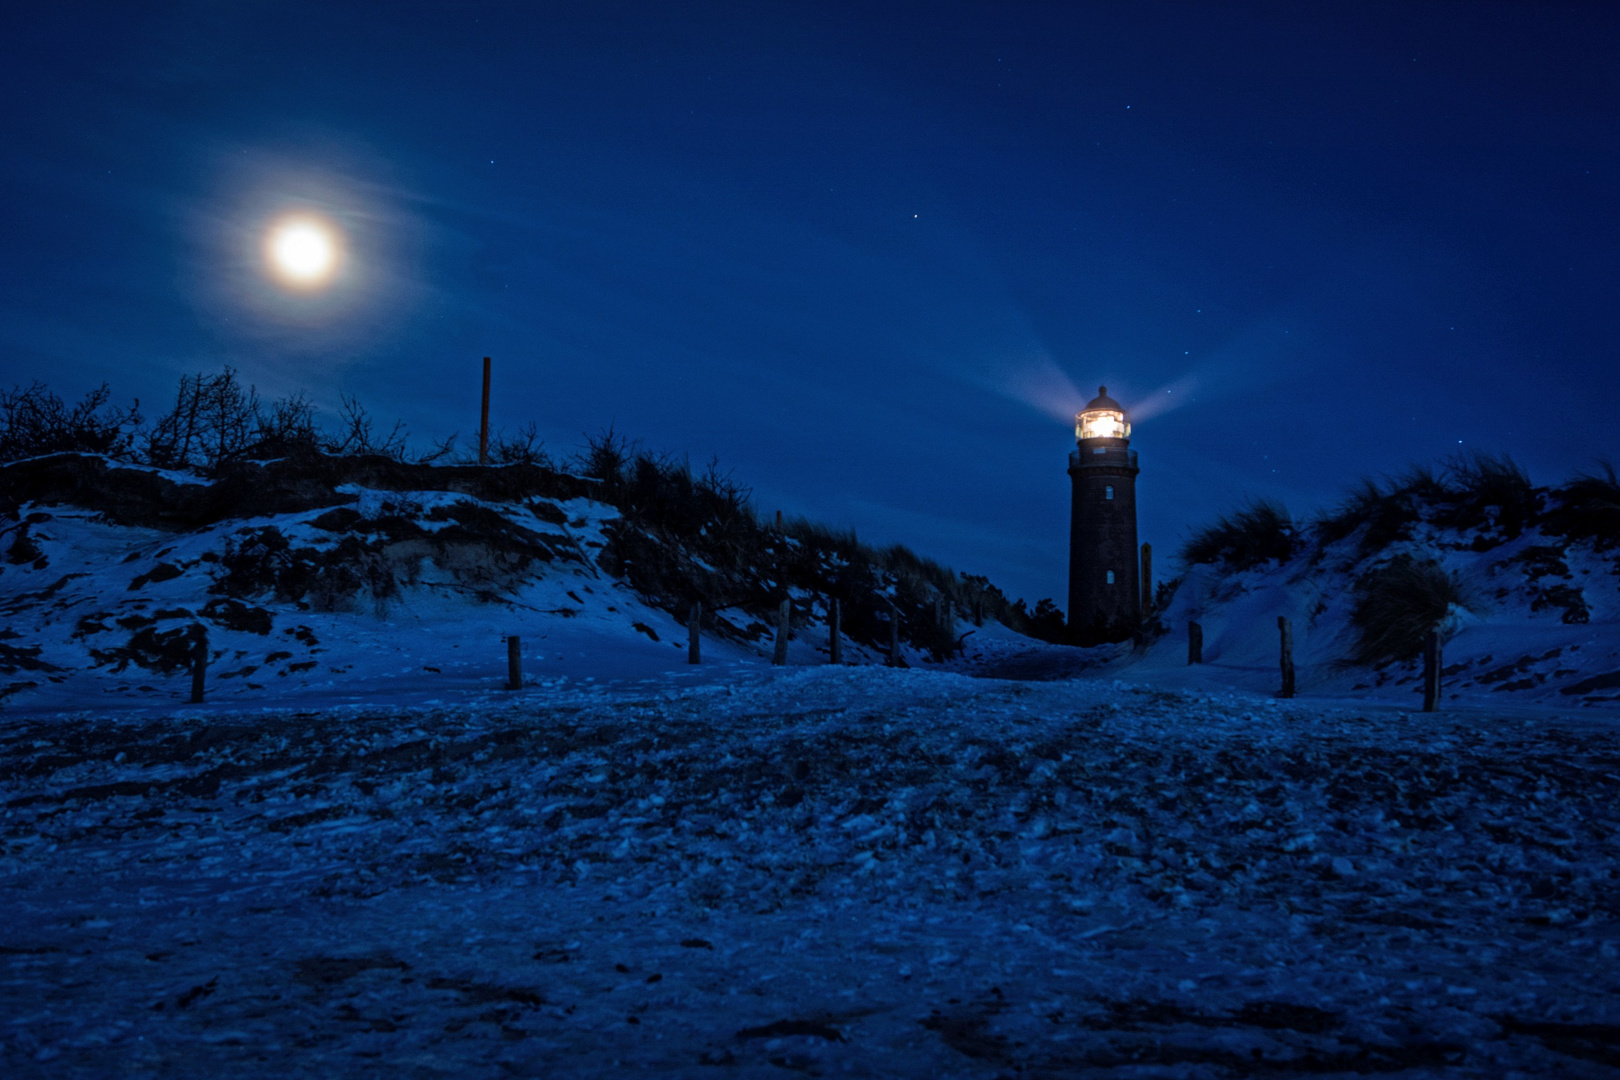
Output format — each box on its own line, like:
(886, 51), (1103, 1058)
(1076, 392), (1131, 443)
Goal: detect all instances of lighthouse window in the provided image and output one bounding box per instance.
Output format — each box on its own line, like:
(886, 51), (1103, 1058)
(1105, 485), (1114, 500)
(1106, 570), (1115, 584)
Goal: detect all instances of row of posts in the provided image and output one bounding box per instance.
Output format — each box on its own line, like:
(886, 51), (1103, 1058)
(692, 596), (937, 669)
(1187, 617), (1441, 710)
(185, 607), (1438, 709)
(183, 593), (964, 703)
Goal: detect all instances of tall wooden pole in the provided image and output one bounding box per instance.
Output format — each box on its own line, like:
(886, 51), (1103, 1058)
(507, 635), (522, 690)
(828, 598), (842, 665)
(1278, 616), (1295, 699)
(1140, 542), (1153, 616)
(887, 600), (900, 667)
(1422, 631), (1440, 712)
(478, 356), (492, 466)
(688, 602), (702, 665)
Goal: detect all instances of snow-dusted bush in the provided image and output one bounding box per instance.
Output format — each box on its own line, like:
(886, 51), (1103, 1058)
(1349, 554), (1476, 666)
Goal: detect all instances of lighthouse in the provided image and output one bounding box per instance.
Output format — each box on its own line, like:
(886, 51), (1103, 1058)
(1067, 386), (1140, 643)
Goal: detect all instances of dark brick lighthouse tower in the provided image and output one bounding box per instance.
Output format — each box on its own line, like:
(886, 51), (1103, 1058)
(1068, 386), (1140, 643)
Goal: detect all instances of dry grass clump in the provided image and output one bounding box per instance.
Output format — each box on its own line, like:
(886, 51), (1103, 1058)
(1314, 465), (1446, 554)
(1435, 451), (1538, 537)
(1544, 462), (1620, 548)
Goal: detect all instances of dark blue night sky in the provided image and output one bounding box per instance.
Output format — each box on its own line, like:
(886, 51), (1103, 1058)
(2, 2), (1615, 605)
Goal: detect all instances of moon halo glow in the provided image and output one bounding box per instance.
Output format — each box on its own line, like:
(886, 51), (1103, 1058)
(265, 215), (341, 289)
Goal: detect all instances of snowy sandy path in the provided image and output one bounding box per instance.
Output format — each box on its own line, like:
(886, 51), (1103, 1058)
(3, 668), (1618, 1077)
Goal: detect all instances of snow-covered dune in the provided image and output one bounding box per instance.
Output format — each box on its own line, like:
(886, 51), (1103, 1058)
(1128, 494), (1620, 711)
(0, 454), (905, 714)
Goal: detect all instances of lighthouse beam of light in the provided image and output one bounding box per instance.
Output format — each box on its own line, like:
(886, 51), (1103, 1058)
(990, 354), (1201, 429)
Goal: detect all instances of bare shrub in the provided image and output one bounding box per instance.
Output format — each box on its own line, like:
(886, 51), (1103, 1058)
(144, 368), (263, 468)
(489, 423), (550, 466)
(578, 427), (631, 491)
(326, 393), (408, 460)
(0, 382), (139, 462)
(247, 391), (323, 458)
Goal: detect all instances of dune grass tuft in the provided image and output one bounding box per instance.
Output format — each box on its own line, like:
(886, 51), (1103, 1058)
(1180, 500), (1296, 571)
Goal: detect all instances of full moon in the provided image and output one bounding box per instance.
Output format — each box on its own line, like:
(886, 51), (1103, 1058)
(265, 215), (340, 288)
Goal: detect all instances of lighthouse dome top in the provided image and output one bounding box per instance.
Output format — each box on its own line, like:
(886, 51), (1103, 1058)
(1085, 386), (1123, 412)
(1076, 385), (1131, 441)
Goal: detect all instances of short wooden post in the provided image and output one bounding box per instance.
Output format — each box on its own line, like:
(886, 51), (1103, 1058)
(189, 626), (207, 704)
(478, 356), (492, 466)
(507, 634), (522, 690)
(1278, 616), (1295, 699)
(688, 603), (702, 665)
(973, 596), (984, 627)
(828, 598), (842, 665)
(1422, 631), (1441, 712)
(772, 599), (791, 665)
(1140, 542), (1153, 615)
(887, 601), (900, 666)
(775, 509), (782, 531)
(1188, 621), (1203, 665)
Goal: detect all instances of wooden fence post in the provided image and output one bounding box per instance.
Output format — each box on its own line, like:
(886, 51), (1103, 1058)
(479, 356), (492, 466)
(688, 603), (701, 665)
(1188, 621), (1203, 665)
(189, 626), (207, 704)
(828, 598), (842, 665)
(1140, 542), (1153, 616)
(507, 635), (522, 690)
(1422, 631), (1440, 712)
(887, 600), (900, 667)
(772, 600), (791, 665)
(1278, 616), (1295, 699)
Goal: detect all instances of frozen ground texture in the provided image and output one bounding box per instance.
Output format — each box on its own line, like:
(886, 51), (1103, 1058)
(4, 668), (1619, 1078)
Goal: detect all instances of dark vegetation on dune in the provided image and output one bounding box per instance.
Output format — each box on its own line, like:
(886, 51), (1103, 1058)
(1, 372), (1067, 659)
(1179, 500), (1298, 572)
(1176, 451), (1616, 668)
(1348, 556), (1479, 666)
